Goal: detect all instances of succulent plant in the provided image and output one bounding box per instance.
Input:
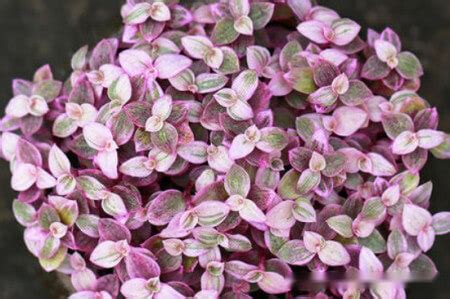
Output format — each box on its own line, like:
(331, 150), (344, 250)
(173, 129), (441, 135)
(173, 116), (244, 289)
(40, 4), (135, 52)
(1, 0), (449, 298)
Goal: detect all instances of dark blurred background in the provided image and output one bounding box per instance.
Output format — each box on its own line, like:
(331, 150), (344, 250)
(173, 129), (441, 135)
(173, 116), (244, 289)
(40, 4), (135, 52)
(0, 0), (448, 298)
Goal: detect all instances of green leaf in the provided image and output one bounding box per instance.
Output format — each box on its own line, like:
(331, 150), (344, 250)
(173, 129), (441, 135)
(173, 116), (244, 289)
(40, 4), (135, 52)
(287, 67), (316, 94)
(396, 51), (423, 80)
(249, 2), (275, 30)
(76, 176), (107, 200)
(147, 190), (186, 226)
(292, 197), (316, 223)
(326, 215), (353, 238)
(76, 214), (100, 238)
(390, 170), (420, 195)
(211, 19), (240, 45)
(381, 112), (415, 140)
(134, 128), (153, 152)
(387, 229), (407, 259)
(278, 169), (302, 200)
(217, 47), (240, 74)
(258, 127), (289, 152)
(124, 101), (153, 128)
(108, 111), (134, 146)
(13, 200), (36, 226)
(280, 41), (302, 69)
(38, 205), (60, 229)
(226, 234), (252, 252)
(295, 116), (315, 143)
(57, 201), (79, 227)
(296, 169), (321, 194)
(39, 247), (67, 272)
(32, 80), (62, 102)
(151, 122), (179, 153)
(71, 45), (88, 70)
(68, 134), (98, 159)
(358, 229), (386, 254)
(265, 231), (288, 254)
(225, 164), (251, 197)
(361, 198), (385, 221)
(52, 114), (77, 138)
(322, 152), (347, 178)
(286, 92), (308, 109)
(196, 73), (228, 94)
(277, 240), (315, 265)
(431, 136), (450, 159)
(409, 254), (438, 279)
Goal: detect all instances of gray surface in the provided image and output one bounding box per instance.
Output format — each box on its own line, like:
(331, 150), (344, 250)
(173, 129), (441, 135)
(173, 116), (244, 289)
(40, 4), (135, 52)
(0, 0), (448, 298)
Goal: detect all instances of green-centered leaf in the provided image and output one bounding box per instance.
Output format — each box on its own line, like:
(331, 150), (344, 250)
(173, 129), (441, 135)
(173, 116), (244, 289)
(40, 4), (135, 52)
(278, 169), (302, 200)
(212, 19), (240, 45)
(76, 214), (100, 238)
(326, 215), (353, 238)
(381, 112), (415, 140)
(358, 229), (386, 254)
(32, 80), (62, 102)
(277, 240), (315, 265)
(396, 52), (423, 80)
(76, 176), (107, 200)
(286, 67), (316, 94)
(225, 164), (251, 197)
(217, 47), (240, 74)
(292, 197), (316, 223)
(147, 190), (186, 226)
(39, 247), (67, 272)
(361, 198), (386, 221)
(13, 199), (36, 226)
(151, 122), (178, 153)
(249, 2), (274, 30)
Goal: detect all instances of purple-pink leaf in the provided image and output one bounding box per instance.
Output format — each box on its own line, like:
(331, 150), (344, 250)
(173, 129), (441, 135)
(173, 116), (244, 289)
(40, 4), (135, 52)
(90, 240), (129, 268)
(147, 190), (186, 226)
(325, 106), (368, 136)
(318, 240), (351, 266)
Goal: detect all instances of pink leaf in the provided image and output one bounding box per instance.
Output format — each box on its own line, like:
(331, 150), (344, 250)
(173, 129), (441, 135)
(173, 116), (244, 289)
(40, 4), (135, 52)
(229, 134), (256, 160)
(11, 163), (37, 191)
(147, 190), (186, 226)
(36, 168), (57, 190)
(258, 271), (291, 294)
(331, 18), (361, 46)
(48, 145), (71, 177)
(402, 204), (432, 236)
(181, 35), (213, 59)
(119, 49), (152, 77)
(154, 54), (192, 79)
(392, 131), (419, 155)
(359, 246), (383, 275)
(330, 106), (368, 136)
(90, 240), (128, 268)
(268, 73), (292, 96)
(232, 70), (259, 101)
(95, 150), (119, 179)
(177, 141), (208, 164)
(318, 240), (351, 266)
(5, 95), (29, 118)
(417, 227), (435, 252)
(417, 129), (446, 149)
(266, 200), (295, 230)
(120, 278), (150, 298)
(297, 20), (328, 44)
(83, 123), (116, 152)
